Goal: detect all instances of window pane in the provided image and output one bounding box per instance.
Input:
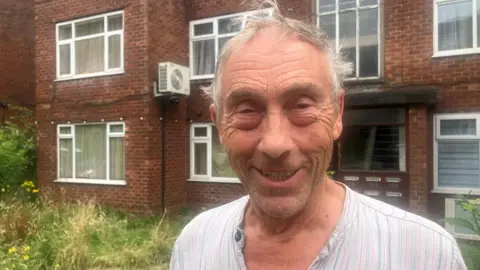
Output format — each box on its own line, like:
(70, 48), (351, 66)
(59, 139), (73, 178)
(319, 14), (336, 47)
(218, 16), (241, 34)
(440, 119), (476, 136)
(75, 125), (107, 179)
(359, 8), (379, 77)
(360, 0), (377, 6)
(212, 127), (237, 178)
(59, 44), (71, 75)
(478, 0), (480, 47)
(194, 127), (207, 137)
(194, 143), (207, 175)
(437, 1), (473, 51)
(192, 39), (215, 76)
(194, 22), (213, 36)
(342, 126), (406, 171)
(75, 37), (105, 74)
(438, 141), (480, 188)
(109, 124), (123, 133)
(60, 126), (71, 134)
(58, 25), (72, 40)
(218, 36), (233, 54)
(344, 108), (405, 126)
(339, 0), (356, 10)
(108, 35), (121, 69)
(339, 11), (356, 78)
(75, 17), (104, 37)
(318, 0), (335, 13)
(108, 14), (123, 31)
(109, 137), (125, 180)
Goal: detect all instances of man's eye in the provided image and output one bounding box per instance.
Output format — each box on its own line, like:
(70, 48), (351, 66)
(295, 103), (311, 110)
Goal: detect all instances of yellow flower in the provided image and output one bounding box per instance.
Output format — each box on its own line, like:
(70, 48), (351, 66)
(32, 189), (39, 193)
(12, 264), (16, 268)
(23, 255), (29, 260)
(23, 246), (30, 252)
(55, 264), (60, 268)
(8, 247), (16, 253)
(26, 188), (31, 192)
(1, 188), (4, 192)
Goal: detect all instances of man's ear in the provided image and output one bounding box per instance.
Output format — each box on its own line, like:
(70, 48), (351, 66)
(333, 90), (344, 140)
(209, 104), (223, 144)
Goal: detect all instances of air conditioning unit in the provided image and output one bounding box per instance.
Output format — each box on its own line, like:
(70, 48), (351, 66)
(155, 62), (190, 97)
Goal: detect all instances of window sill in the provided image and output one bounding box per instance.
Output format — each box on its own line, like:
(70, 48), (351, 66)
(431, 188), (480, 195)
(188, 177), (241, 184)
(452, 233), (480, 241)
(54, 179), (127, 186)
(432, 49), (480, 58)
(55, 70), (125, 82)
(344, 77), (383, 85)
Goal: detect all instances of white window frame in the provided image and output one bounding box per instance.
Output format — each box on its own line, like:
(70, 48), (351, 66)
(189, 8), (274, 80)
(445, 198), (480, 241)
(433, 0), (479, 57)
(55, 122), (126, 185)
(55, 10), (125, 80)
(316, 0), (382, 81)
(433, 113), (480, 195)
(189, 123), (240, 183)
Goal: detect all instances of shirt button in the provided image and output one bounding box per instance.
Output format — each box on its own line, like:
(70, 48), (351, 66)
(235, 231), (242, 242)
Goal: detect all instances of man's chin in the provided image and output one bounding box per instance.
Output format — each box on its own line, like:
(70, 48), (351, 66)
(250, 195), (307, 219)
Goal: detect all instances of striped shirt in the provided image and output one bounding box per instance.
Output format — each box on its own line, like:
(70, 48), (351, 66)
(170, 185), (467, 269)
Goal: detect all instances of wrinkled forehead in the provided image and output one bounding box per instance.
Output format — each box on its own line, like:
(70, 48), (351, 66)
(219, 27), (332, 103)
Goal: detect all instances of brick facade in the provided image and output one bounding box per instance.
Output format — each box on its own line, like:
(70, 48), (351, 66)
(0, 0), (35, 107)
(32, 0), (480, 216)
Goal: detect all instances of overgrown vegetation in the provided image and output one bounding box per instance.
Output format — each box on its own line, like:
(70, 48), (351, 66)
(0, 197), (191, 270)
(0, 105), (36, 200)
(443, 193), (480, 269)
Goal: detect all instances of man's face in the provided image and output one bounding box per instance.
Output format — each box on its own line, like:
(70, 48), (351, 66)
(210, 27), (344, 218)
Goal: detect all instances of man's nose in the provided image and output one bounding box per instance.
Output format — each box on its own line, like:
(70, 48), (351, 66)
(257, 111), (295, 159)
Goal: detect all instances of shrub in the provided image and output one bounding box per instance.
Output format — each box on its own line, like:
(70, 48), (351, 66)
(0, 105), (36, 199)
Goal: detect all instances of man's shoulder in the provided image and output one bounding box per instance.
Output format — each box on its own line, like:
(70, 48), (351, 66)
(354, 191), (456, 242)
(175, 196), (248, 243)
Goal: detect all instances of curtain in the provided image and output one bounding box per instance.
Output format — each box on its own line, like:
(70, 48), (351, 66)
(437, 1), (473, 51)
(108, 35), (121, 69)
(75, 125), (106, 179)
(192, 39), (215, 76)
(59, 139), (73, 178)
(194, 143), (207, 175)
(59, 44), (71, 75)
(75, 18), (105, 74)
(211, 128), (237, 178)
(109, 137), (125, 180)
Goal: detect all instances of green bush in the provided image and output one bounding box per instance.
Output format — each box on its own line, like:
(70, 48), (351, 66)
(0, 105), (36, 199)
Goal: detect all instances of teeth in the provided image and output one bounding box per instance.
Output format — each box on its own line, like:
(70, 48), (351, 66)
(261, 170), (295, 182)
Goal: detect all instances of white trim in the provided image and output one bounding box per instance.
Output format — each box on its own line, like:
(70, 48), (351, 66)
(432, 0), (479, 57)
(316, 0), (382, 80)
(444, 198), (480, 240)
(433, 113), (480, 193)
(55, 10), (124, 80)
(56, 122), (126, 184)
(54, 179), (127, 186)
(189, 123), (241, 183)
(189, 8), (274, 80)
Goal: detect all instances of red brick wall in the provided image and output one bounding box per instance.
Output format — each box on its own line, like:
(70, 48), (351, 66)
(0, 0), (35, 106)
(35, 0), (189, 214)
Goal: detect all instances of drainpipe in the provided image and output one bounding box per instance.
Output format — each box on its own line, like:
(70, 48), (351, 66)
(161, 98), (166, 213)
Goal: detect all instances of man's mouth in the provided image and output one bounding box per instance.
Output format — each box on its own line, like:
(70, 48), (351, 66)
(257, 169), (299, 182)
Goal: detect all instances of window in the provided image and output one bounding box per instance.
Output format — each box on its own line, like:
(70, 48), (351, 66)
(341, 108), (406, 171)
(434, 114), (480, 194)
(190, 124), (239, 183)
(316, 0), (381, 80)
(56, 11), (124, 79)
(434, 0), (480, 57)
(56, 122), (125, 185)
(189, 9), (273, 80)
(445, 198), (480, 240)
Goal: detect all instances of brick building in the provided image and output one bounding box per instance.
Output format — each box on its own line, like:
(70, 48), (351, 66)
(34, 0), (480, 240)
(0, 0), (35, 120)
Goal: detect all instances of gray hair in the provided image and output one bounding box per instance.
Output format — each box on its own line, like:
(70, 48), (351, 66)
(201, 0), (353, 117)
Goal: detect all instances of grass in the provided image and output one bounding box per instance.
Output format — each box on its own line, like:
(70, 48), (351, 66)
(459, 241), (480, 269)
(0, 196), (194, 270)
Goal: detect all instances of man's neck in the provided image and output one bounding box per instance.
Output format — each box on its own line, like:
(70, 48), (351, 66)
(244, 178), (346, 240)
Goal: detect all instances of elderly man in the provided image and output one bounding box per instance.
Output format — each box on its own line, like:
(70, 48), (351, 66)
(170, 1), (467, 269)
